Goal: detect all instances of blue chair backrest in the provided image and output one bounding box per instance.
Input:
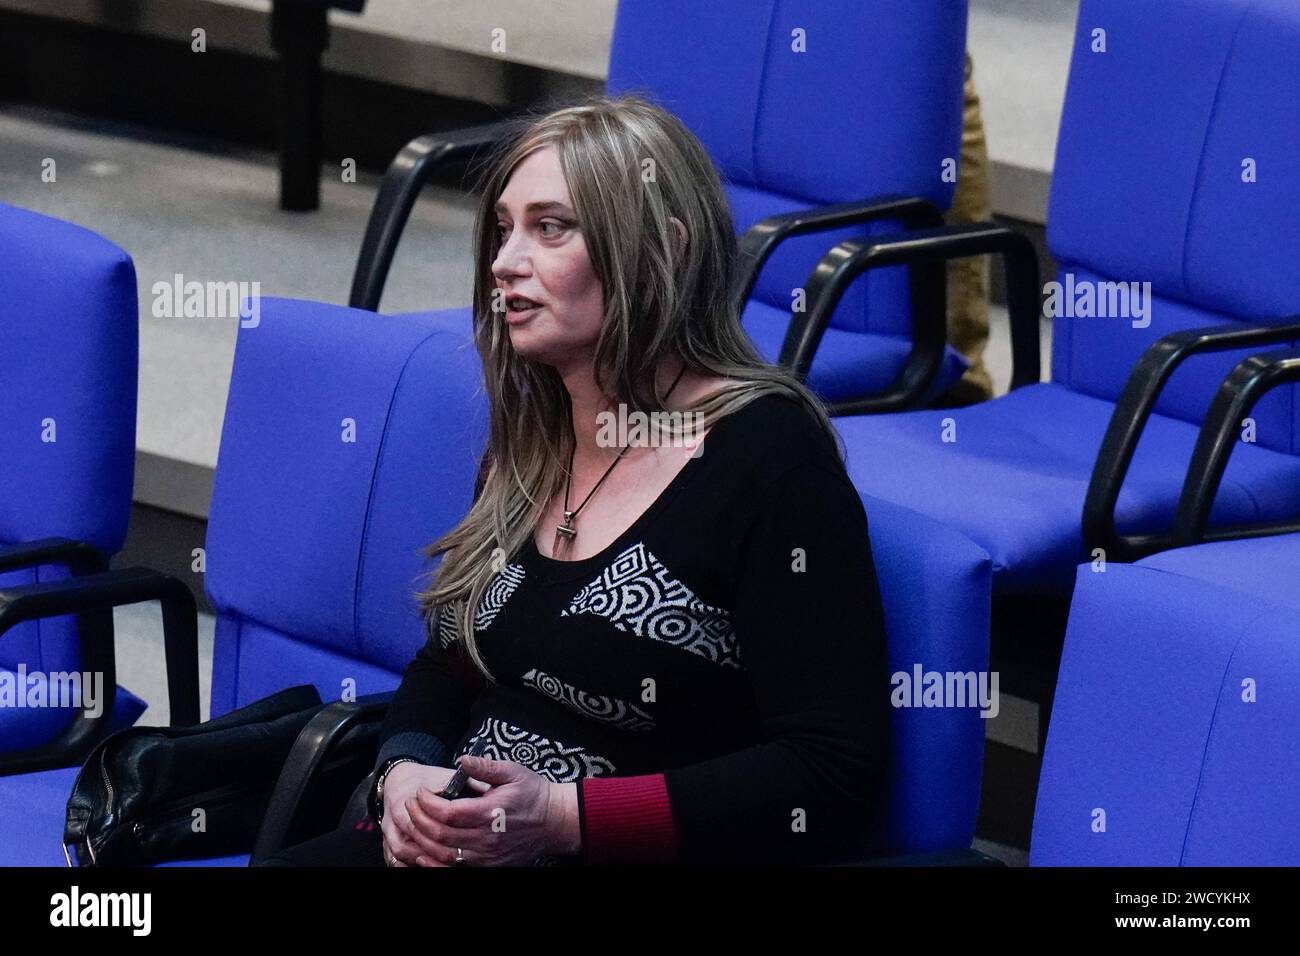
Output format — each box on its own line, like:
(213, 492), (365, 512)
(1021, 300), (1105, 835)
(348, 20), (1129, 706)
(204, 299), (488, 716)
(0, 203), (137, 678)
(861, 494), (991, 853)
(1033, 563), (1300, 865)
(607, 0), (968, 339)
(1048, 0), (1300, 454)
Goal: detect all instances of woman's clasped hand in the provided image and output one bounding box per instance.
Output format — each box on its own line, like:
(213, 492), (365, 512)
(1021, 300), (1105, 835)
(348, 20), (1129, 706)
(379, 756), (577, 867)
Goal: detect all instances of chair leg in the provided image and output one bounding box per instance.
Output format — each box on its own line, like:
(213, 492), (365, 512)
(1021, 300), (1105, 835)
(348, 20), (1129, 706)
(989, 592), (1070, 755)
(269, 2), (330, 212)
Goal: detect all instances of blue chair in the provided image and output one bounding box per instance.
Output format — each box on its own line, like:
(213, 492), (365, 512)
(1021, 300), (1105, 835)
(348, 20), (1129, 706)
(350, 0), (971, 411)
(823, 0), (1300, 596)
(1034, 340), (1300, 865)
(0, 203), (148, 760)
(863, 496), (992, 859)
(0, 295), (487, 865)
(0, 293), (992, 864)
(1031, 560), (1300, 865)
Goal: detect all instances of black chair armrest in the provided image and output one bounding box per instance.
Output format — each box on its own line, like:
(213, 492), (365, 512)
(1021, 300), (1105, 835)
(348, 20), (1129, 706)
(1170, 348), (1300, 548)
(0, 567), (199, 774)
(733, 195), (945, 314)
(348, 120), (525, 311)
(250, 693), (393, 864)
(1082, 317), (1300, 562)
(0, 537), (108, 576)
(791, 222), (1041, 414)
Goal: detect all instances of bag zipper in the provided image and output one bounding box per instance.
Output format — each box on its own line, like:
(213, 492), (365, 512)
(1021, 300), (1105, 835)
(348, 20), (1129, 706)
(98, 745), (114, 818)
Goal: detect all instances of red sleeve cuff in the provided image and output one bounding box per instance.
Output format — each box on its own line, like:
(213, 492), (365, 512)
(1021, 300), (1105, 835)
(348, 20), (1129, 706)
(578, 773), (679, 864)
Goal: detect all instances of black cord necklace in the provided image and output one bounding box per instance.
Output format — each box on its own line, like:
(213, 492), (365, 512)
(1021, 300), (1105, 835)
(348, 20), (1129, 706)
(553, 362), (689, 554)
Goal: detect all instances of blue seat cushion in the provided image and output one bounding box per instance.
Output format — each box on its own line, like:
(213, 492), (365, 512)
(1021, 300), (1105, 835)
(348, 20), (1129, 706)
(0, 766), (80, 865)
(834, 382), (1300, 593)
(742, 299), (967, 404)
(0, 679), (146, 751)
(0, 766), (251, 866)
(1032, 564), (1300, 865)
(1137, 534), (1300, 611)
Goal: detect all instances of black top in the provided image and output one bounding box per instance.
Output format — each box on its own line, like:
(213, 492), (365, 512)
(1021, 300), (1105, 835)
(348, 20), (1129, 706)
(375, 391), (890, 864)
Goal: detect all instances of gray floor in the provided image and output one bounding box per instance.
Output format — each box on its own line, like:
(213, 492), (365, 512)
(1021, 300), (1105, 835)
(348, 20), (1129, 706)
(0, 104), (477, 469)
(968, 0), (1078, 175)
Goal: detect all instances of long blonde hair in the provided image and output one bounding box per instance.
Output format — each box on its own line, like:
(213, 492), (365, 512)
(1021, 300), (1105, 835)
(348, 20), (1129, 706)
(415, 93), (843, 680)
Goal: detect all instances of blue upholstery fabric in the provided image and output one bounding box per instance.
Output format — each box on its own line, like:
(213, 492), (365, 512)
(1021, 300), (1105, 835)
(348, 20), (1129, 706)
(0, 767), (81, 866)
(1049, 0), (1300, 447)
(0, 734), (200, 868)
(0, 299), (488, 865)
(1032, 564), (1300, 865)
(861, 495), (991, 854)
(607, 1), (964, 211)
(1048, 270), (1297, 456)
(1138, 534), (1300, 609)
(0, 203), (138, 558)
(836, 0), (1300, 594)
(607, 0), (969, 399)
(0, 203), (141, 747)
(834, 383), (1300, 593)
(206, 299), (488, 716)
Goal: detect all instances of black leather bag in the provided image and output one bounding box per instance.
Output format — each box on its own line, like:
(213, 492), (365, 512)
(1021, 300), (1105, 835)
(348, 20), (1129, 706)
(63, 685), (324, 866)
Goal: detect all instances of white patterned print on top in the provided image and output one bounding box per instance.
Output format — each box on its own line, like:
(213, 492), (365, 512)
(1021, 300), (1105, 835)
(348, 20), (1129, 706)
(476, 562), (526, 630)
(520, 668), (656, 732)
(436, 605), (459, 649)
(457, 717), (616, 783)
(436, 562), (526, 648)
(561, 542), (740, 669)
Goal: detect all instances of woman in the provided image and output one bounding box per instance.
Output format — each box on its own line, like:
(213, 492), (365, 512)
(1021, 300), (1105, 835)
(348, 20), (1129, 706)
(265, 94), (891, 867)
